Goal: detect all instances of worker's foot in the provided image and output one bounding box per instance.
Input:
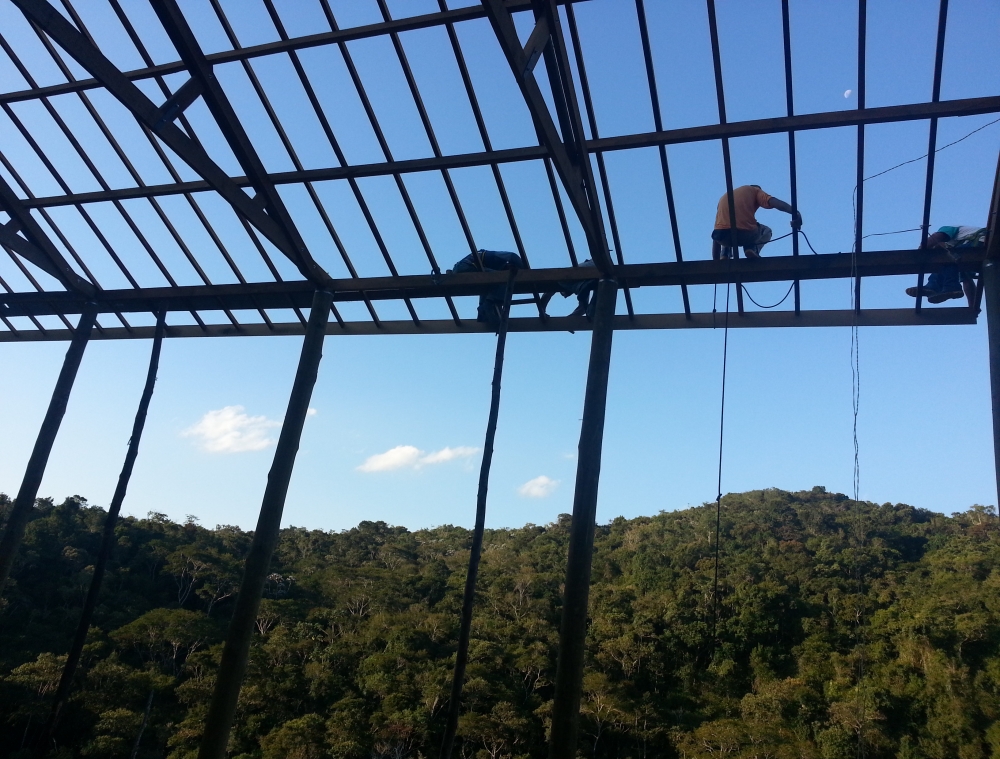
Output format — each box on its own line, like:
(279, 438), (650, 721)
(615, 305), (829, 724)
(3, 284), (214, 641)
(926, 289), (964, 304)
(744, 248), (761, 259)
(568, 302), (588, 318)
(905, 286), (940, 298)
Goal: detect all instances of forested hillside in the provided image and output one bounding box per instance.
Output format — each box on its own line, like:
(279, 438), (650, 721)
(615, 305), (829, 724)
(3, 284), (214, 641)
(1, 487), (998, 759)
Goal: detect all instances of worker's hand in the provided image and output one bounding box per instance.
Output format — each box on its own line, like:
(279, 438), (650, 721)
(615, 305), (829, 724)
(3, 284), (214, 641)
(791, 213), (802, 231)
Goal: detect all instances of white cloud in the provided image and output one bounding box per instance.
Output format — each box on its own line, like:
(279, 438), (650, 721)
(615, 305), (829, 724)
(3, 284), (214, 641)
(357, 445), (479, 473)
(357, 445), (423, 472)
(518, 475), (560, 499)
(307, 407), (318, 417)
(844, 89), (852, 98)
(182, 406), (280, 453)
(419, 446), (479, 465)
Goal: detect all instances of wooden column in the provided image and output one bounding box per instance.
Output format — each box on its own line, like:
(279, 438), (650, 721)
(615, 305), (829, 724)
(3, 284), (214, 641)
(36, 313), (166, 756)
(440, 272), (516, 759)
(548, 279), (617, 759)
(0, 306), (96, 591)
(198, 290), (332, 759)
(985, 260), (1000, 510)
(984, 152), (1000, 511)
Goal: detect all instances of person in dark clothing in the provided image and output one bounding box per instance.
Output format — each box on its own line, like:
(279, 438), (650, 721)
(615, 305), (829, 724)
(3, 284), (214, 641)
(449, 249), (523, 325)
(904, 226), (985, 307)
(539, 259), (598, 317)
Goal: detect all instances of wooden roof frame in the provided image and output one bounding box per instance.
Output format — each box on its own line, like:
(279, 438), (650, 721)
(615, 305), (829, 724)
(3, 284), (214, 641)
(0, 0), (996, 342)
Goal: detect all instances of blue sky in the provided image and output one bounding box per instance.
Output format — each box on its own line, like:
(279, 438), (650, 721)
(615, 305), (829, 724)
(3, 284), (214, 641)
(1, 0), (999, 532)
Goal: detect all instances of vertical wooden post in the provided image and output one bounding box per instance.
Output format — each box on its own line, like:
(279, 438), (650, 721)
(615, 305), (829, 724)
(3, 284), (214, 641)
(983, 152), (1000, 509)
(440, 271), (516, 759)
(198, 290), (332, 759)
(36, 313), (166, 756)
(984, 260), (1000, 510)
(548, 279), (617, 759)
(0, 306), (97, 591)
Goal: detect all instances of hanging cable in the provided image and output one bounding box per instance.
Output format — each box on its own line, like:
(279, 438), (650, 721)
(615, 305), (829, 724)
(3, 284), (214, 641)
(741, 281), (795, 309)
(711, 280), (730, 650)
(762, 230), (794, 247)
(849, 210), (867, 759)
(440, 269), (516, 759)
(861, 227), (921, 239)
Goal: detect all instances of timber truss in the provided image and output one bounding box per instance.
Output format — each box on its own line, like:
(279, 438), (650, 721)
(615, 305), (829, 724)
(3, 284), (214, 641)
(1, 0), (998, 342)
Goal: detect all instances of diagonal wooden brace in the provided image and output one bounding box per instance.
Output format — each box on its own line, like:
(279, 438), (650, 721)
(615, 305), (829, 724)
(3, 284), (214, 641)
(481, 0), (613, 274)
(149, 0), (330, 286)
(522, 14), (549, 75)
(0, 175), (95, 295)
(152, 76), (202, 131)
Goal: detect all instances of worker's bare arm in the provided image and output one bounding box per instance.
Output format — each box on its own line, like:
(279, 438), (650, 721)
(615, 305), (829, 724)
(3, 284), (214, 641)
(712, 239), (722, 260)
(767, 197), (803, 229)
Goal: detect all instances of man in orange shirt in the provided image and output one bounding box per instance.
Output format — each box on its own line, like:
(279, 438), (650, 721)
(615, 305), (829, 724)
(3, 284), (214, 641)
(711, 185), (802, 259)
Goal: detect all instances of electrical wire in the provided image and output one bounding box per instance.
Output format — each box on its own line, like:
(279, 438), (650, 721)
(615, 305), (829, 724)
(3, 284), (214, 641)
(862, 116), (1000, 185)
(751, 118), (1000, 261)
(861, 227), (921, 239)
(741, 281), (795, 309)
(852, 116), (1000, 250)
(711, 280), (730, 651)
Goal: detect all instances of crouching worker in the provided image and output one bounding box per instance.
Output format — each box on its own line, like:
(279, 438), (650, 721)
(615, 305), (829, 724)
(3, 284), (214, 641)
(449, 249), (523, 325)
(905, 226), (985, 307)
(711, 184), (802, 260)
(539, 259), (598, 317)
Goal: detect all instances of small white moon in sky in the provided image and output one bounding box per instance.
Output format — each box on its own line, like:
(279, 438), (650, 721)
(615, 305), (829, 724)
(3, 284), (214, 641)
(844, 89), (853, 98)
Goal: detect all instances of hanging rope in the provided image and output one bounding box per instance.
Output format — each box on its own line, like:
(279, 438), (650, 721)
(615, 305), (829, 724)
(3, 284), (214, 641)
(439, 269), (516, 759)
(711, 279), (731, 650)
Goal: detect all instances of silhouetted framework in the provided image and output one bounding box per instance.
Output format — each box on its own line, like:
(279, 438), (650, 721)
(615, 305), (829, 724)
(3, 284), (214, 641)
(0, 1), (998, 758)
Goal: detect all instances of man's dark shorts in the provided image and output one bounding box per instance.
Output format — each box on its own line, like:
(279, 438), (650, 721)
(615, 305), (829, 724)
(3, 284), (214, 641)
(711, 223), (772, 255)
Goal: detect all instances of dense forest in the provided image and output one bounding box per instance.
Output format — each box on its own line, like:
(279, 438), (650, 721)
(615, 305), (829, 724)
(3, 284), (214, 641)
(1, 487), (998, 759)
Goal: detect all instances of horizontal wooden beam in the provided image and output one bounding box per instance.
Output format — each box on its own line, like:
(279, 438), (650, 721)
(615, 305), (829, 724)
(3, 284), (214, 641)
(20, 96), (1000, 210)
(20, 145), (549, 209)
(590, 96), (1000, 153)
(0, 307), (976, 343)
(0, 248), (984, 320)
